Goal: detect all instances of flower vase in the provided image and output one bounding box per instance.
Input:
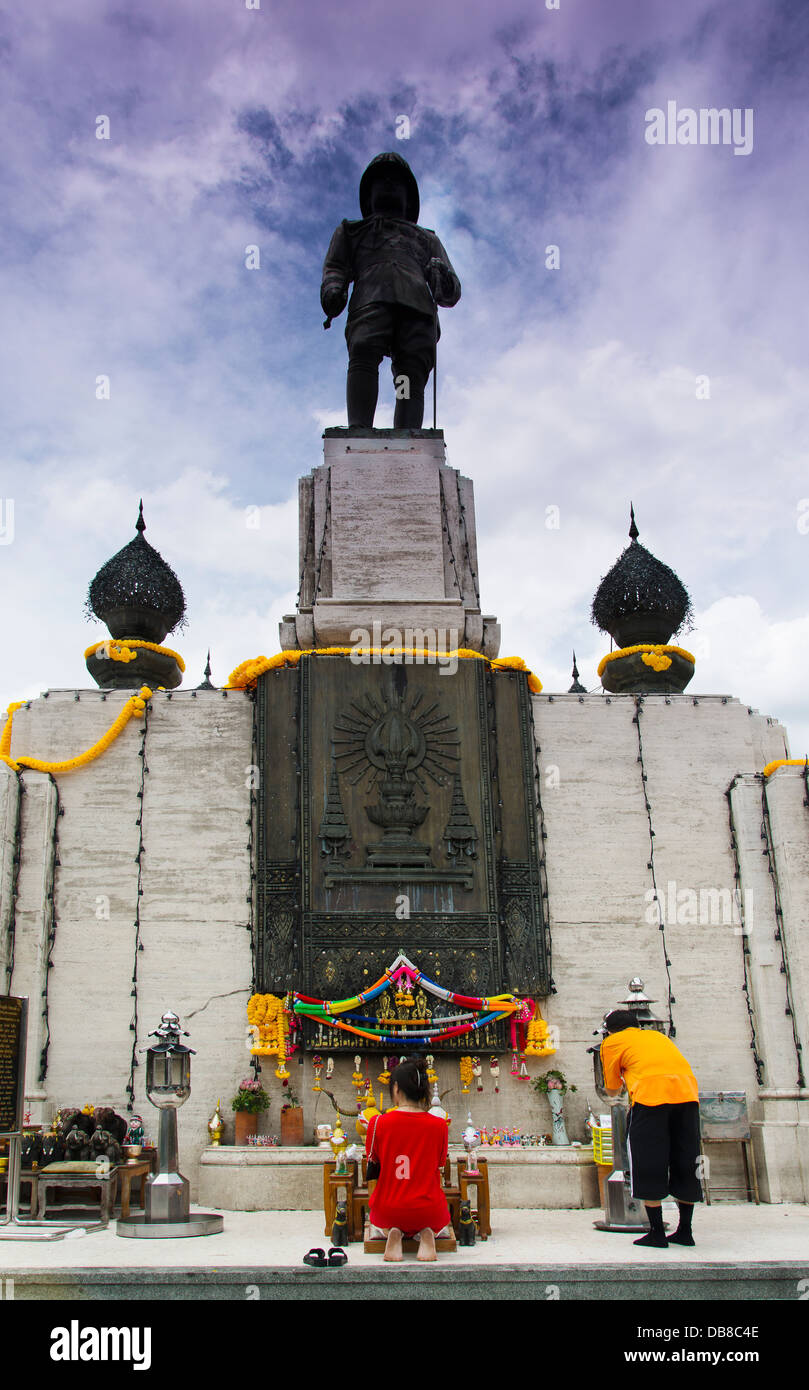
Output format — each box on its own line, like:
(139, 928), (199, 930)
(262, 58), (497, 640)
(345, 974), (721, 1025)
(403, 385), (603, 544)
(547, 1088), (569, 1146)
(235, 1111), (257, 1146)
(281, 1107), (305, 1147)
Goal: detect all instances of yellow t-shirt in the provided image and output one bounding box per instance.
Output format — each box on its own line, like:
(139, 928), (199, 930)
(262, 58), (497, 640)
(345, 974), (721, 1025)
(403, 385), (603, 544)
(600, 1028), (698, 1106)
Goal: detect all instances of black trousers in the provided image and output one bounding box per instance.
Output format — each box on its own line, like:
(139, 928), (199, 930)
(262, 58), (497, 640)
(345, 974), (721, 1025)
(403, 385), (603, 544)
(626, 1101), (703, 1203)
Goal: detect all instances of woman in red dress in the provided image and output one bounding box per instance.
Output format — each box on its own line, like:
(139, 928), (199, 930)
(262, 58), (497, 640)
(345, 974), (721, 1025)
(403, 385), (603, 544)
(365, 1057), (450, 1261)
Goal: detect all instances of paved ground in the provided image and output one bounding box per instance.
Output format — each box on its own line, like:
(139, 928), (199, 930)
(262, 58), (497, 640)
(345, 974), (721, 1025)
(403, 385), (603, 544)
(1, 1200), (807, 1270)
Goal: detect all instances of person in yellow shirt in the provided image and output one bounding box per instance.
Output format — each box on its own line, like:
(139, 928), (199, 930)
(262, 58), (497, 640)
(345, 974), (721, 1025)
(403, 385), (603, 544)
(600, 1010), (701, 1248)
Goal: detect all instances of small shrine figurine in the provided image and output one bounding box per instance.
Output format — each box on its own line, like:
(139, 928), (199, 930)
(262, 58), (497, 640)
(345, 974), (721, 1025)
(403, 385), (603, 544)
(126, 1115), (145, 1148)
(207, 1099), (224, 1147)
(330, 1117), (349, 1175)
(462, 1112), (481, 1176)
(428, 1081), (449, 1127)
(458, 1200), (477, 1247)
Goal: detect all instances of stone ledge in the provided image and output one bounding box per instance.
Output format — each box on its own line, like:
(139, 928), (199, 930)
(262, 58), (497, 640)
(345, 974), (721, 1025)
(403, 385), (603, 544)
(198, 1145), (599, 1211)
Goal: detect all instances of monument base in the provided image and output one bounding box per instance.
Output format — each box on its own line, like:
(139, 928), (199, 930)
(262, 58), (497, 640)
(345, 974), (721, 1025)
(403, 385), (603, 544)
(283, 429), (500, 656)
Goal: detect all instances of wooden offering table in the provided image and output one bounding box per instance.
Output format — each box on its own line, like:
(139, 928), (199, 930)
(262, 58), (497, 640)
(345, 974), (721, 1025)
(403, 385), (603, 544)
(37, 1161), (118, 1225)
(117, 1159), (152, 1219)
(455, 1156), (491, 1239)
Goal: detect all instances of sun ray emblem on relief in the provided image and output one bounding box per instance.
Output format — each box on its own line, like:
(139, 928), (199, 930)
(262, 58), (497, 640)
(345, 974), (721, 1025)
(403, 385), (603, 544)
(331, 675), (461, 794)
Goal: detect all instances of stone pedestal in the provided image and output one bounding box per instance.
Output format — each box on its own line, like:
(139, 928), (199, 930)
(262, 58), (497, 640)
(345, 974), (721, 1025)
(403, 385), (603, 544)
(280, 429), (500, 657)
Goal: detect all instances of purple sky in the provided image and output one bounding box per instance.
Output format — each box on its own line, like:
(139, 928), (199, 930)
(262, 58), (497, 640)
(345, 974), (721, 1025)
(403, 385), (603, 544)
(2, 0), (808, 755)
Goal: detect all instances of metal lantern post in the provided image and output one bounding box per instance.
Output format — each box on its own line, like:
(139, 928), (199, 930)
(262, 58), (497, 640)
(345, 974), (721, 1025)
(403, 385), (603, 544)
(117, 1011), (223, 1238)
(589, 978), (664, 1234)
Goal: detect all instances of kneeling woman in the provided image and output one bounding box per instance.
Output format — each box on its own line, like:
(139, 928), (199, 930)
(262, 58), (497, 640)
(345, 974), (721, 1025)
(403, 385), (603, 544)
(365, 1057), (450, 1261)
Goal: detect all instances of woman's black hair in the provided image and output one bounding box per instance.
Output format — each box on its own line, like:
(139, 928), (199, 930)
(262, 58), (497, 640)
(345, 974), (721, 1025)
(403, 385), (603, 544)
(390, 1055), (430, 1106)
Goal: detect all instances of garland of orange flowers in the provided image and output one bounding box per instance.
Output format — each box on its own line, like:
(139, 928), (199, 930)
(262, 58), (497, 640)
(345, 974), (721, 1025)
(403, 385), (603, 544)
(247, 993), (286, 1056)
(225, 647), (542, 694)
(762, 758), (809, 778)
(524, 1002), (556, 1057)
(84, 639), (186, 673)
(459, 1055), (474, 1093)
(597, 643), (695, 679)
(0, 687), (153, 774)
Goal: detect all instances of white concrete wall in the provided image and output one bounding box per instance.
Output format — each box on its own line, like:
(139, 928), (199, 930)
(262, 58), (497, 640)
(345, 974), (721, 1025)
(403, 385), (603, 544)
(2, 689), (254, 1191)
(2, 683), (805, 1200)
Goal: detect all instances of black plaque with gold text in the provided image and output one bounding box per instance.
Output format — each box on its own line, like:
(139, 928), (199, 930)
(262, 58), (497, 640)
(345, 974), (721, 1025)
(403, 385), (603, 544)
(0, 996), (27, 1135)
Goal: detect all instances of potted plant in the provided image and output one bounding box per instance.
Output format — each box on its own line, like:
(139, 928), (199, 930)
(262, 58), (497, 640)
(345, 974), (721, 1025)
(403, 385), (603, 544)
(231, 1077), (270, 1145)
(280, 1084), (304, 1147)
(531, 1069), (577, 1146)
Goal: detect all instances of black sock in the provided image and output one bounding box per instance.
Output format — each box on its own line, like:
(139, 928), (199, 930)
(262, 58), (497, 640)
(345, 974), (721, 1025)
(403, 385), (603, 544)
(676, 1202), (693, 1234)
(668, 1202), (695, 1245)
(633, 1205), (668, 1247)
(647, 1205), (666, 1234)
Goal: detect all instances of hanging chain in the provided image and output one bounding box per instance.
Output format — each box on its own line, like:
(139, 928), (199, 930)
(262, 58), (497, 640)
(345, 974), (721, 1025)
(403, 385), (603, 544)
(725, 778), (765, 1084)
(760, 777), (805, 1087)
(634, 696), (676, 1036)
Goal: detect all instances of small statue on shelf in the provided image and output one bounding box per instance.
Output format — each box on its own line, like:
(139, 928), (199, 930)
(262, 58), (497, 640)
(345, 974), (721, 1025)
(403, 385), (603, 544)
(462, 1112), (481, 1176)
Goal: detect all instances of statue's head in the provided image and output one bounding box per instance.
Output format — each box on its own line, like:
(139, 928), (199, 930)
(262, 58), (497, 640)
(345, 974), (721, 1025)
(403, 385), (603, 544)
(359, 152), (420, 222)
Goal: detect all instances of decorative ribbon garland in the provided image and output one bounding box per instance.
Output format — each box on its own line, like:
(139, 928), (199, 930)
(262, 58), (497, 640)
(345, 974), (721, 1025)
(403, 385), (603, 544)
(290, 956), (532, 1046)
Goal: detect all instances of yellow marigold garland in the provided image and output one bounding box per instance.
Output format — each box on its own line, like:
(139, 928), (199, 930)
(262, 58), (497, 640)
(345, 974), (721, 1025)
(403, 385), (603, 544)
(459, 1055), (474, 1093)
(226, 647), (542, 694)
(247, 993), (289, 1062)
(524, 1003), (556, 1058)
(762, 758), (809, 778)
(597, 643), (695, 679)
(84, 639), (186, 673)
(641, 651), (671, 672)
(0, 687), (153, 775)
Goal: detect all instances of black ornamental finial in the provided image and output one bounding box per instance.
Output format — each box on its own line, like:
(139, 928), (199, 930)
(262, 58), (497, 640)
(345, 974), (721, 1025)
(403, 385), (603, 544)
(136, 499), (146, 534)
(629, 503), (639, 542)
(196, 650), (216, 690)
(568, 651), (586, 694)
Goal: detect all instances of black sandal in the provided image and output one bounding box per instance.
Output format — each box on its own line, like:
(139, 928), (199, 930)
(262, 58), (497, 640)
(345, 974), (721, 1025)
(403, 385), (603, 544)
(328, 1247), (348, 1266)
(303, 1248), (327, 1267)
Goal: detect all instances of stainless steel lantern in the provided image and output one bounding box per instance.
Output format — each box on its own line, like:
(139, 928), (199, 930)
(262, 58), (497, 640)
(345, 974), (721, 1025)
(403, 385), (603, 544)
(117, 1010), (223, 1239)
(146, 1010), (193, 1109)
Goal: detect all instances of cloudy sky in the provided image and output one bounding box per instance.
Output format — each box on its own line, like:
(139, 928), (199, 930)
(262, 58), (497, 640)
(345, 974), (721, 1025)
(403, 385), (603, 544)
(2, 0), (807, 757)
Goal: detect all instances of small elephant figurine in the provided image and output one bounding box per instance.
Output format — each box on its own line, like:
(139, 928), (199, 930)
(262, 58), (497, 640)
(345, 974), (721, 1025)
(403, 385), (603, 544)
(93, 1107), (128, 1146)
(64, 1124), (92, 1161)
(20, 1133), (43, 1169)
(458, 1200), (477, 1246)
(40, 1131), (63, 1165)
(90, 1128), (122, 1168)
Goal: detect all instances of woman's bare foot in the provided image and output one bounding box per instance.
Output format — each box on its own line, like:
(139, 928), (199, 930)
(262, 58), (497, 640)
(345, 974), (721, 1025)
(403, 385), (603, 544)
(384, 1228), (403, 1261)
(417, 1228), (436, 1261)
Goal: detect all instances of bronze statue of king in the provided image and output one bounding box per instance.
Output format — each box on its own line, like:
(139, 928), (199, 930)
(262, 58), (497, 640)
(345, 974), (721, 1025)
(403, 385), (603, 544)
(320, 151), (461, 429)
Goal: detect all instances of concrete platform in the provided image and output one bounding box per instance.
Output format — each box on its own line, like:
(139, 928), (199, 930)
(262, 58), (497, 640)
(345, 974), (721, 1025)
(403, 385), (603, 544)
(1, 1202), (806, 1300)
